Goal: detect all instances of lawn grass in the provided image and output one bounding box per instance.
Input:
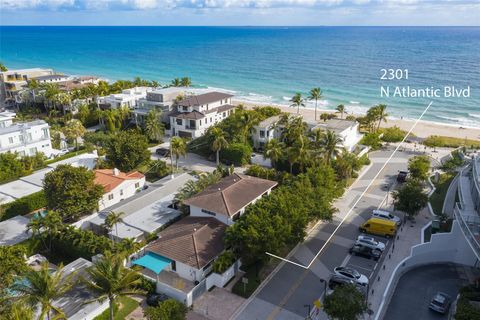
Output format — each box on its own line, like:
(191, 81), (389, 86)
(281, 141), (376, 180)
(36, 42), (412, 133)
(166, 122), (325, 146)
(424, 135), (480, 149)
(93, 296), (139, 320)
(429, 172), (455, 215)
(232, 263), (263, 298)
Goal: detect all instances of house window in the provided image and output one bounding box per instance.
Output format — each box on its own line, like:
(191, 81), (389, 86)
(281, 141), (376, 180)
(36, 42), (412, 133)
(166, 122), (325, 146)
(171, 261), (176, 271)
(42, 128), (49, 138)
(176, 119), (182, 125)
(120, 189), (124, 196)
(182, 106), (188, 111)
(29, 147), (37, 155)
(135, 182), (140, 188)
(201, 209), (216, 216)
(189, 120), (196, 129)
(108, 194), (114, 200)
(8, 137), (13, 144)
(259, 130), (265, 138)
(223, 112), (226, 117)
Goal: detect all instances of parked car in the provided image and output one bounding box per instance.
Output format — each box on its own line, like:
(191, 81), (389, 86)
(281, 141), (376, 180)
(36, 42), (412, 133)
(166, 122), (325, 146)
(429, 292), (451, 314)
(359, 218), (397, 238)
(333, 266), (369, 286)
(397, 170), (408, 183)
(349, 244), (382, 261)
(155, 148), (170, 157)
(372, 209), (401, 226)
(356, 235), (386, 251)
(146, 293), (170, 307)
(328, 274), (355, 290)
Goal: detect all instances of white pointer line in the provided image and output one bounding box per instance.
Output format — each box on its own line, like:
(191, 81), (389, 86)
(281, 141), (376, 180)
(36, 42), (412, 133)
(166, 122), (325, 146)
(266, 101), (434, 269)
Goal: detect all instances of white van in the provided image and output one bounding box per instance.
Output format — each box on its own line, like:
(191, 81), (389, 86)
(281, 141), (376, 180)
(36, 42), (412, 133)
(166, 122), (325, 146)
(372, 210), (401, 226)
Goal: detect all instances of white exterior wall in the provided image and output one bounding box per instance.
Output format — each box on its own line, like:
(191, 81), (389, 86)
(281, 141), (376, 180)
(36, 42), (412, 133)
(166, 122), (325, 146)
(156, 280), (192, 306)
(252, 125), (280, 149)
(337, 122), (363, 152)
(171, 107), (233, 139)
(97, 87), (151, 109)
(0, 121), (53, 157)
(98, 176), (146, 211)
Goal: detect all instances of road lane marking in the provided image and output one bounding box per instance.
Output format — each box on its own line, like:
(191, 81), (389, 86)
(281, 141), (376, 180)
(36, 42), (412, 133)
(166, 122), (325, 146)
(265, 101), (433, 271)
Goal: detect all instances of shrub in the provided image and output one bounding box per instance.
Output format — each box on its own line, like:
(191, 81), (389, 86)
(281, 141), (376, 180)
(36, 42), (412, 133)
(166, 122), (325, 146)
(213, 251), (236, 274)
(144, 299), (187, 320)
(360, 133), (382, 150)
(0, 191), (47, 221)
(221, 143), (252, 166)
(245, 165), (290, 183)
(137, 277), (157, 294)
(381, 126), (407, 142)
(424, 135), (480, 149)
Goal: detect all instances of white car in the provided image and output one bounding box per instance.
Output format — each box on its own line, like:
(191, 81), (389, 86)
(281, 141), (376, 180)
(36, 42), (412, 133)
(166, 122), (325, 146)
(356, 235), (386, 251)
(372, 209), (401, 226)
(333, 266), (369, 286)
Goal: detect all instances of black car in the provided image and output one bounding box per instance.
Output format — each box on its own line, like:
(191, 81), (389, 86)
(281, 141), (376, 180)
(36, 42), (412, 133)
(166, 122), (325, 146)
(155, 148), (170, 157)
(397, 171), (408, 183)
(146, 293), (169, 306)
(349, 244), (382, 261)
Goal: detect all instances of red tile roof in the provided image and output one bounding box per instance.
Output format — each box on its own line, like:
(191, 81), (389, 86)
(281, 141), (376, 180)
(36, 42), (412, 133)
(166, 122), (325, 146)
(183, 173), (277, 218)
(146, 217), (227, 269)
(94, 169), (144, 193)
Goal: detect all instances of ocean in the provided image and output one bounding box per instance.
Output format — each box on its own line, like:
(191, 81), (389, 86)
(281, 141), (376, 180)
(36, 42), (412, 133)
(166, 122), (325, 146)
(1, 26), (479, 128)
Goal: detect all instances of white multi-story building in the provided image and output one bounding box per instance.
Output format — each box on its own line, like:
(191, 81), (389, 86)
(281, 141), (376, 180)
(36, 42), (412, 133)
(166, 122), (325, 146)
(170, 91), (235, 139)
(97, 86), (152, 109)
(0, 111), (53, 157)
(134, 87), (186, 124)
(0, 68), (54, 107)
(31, 74), (70, 84)
(94, 168), (146, 211)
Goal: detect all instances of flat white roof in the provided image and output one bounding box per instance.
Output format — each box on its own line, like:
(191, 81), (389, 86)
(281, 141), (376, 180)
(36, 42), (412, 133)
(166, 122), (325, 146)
(0, 215), (31, 245)
(0, 180), (43, 201)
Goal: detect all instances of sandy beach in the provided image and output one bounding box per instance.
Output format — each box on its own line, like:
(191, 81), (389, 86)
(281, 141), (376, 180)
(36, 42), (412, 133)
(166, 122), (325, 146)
(234, 99), (480, 140)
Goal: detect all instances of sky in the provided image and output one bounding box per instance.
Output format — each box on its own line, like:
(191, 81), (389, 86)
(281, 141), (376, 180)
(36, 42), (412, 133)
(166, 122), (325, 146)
(0, 0), (479, 26)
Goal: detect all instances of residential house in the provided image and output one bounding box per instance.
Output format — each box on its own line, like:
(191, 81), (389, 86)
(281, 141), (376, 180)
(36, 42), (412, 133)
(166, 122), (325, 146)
(134, 87), (186, 124)
(0, 68), (54, 107)
(94, 168), (146, 211)
(97, 86), (152, 109)
(31, 74), (70, 84)
(170, 91), (235, 139)
(0, 112), (53, 157)
(183, 173), (278, 225)
(252, 115), (283, 150)
(308, 118), (363, 152)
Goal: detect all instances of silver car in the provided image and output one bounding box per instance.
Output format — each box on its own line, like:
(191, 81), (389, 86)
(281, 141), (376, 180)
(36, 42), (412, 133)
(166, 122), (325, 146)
(333, 266), (369, 286)
(356, 235), (386, 251)
(429, 292), (451, 314)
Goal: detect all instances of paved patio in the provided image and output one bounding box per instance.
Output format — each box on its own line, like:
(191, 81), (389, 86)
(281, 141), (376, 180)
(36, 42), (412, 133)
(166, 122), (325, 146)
(192, 287), (245, 320)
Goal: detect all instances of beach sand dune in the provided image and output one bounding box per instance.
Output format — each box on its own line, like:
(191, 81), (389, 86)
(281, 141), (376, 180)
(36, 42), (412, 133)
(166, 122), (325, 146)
(234, 99), (480, 140)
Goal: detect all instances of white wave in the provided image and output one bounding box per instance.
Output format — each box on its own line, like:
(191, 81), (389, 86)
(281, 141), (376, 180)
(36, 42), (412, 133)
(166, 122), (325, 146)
(205, 86), (237, 94)
(469, 113), (480, 119)
(435, 115), (480, 128)
(282, 96), (291, 101)
(349, 101), (360, 104)
(235, 92), (273, 104)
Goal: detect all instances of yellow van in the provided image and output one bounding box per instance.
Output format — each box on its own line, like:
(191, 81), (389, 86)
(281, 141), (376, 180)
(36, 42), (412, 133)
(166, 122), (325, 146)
(359, 218), (397, 238)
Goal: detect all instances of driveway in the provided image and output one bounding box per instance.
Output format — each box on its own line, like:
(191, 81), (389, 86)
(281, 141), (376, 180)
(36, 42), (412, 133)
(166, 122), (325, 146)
(385, 264), (468, 320)
(192, 287), (246, 320)
(233, 148), (418, 320)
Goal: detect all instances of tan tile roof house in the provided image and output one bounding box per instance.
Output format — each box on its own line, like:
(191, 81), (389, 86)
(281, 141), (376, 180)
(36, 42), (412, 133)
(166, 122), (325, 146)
(94, 168), (144, 192)
(146, 216), (227, 269)
(183, 173), (278, 218)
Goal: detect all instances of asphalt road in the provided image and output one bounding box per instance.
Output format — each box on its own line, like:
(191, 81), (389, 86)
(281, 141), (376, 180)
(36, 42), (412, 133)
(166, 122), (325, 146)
(385, 264), (466, 320)
(234, 148), (417, 320)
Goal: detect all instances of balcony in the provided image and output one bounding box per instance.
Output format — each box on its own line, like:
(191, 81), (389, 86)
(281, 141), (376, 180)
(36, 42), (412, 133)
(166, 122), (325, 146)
(0, 136), (50, 152)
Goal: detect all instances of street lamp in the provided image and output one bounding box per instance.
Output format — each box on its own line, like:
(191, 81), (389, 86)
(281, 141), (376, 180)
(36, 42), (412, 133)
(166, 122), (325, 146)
(319, 278), (327, 300)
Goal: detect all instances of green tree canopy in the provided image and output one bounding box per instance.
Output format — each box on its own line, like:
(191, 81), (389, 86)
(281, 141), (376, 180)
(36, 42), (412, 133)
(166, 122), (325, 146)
(105, 130), (150, 172)
(143, 299), (187, 320)
(393, 179), (429, 217)
(0, 246), (28, 291)
(324, 284), (367, 320)
(43, 165), (104, 221)
(408, 155), (431, 181)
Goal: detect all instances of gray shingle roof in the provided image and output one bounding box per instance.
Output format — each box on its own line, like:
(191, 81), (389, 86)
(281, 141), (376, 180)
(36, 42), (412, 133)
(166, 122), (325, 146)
(178, 92), (233, 107)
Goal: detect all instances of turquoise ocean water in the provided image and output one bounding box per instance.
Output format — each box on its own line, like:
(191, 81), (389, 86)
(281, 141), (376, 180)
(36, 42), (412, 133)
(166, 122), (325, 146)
(0, 26), (479, 127)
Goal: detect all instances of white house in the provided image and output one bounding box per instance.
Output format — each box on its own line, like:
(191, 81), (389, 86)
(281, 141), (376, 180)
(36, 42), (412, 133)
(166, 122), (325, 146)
(31, 74), (70, 84)
(94, 168), (146, 211)
(0, 112), (53, 157)
(184, 173), (278, 226)
(170, 91), (235, 139)
(0, 68), (54, 107)
(97, 86), (152, 109)
(309, 119), (363, 152)
(134, 87), (187, 124)
(252, 115), (284, 150)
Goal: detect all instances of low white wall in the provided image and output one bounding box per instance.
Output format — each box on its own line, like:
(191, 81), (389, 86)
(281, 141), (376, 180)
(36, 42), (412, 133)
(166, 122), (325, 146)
(70, 212), (100, 229)
(206, 260), (241, 290)
(375, 221), (478, 320)
(156, 281), (192, 306)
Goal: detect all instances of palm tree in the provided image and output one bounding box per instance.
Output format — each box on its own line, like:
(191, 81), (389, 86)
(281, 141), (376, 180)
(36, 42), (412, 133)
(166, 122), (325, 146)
(290, 93), (305, 114)
(210, 127), (229, 165)
(180, 77), (192, 87)
(320, 112), (330, 122)
(170, 136), (187, 170)
(309, 128), (325, 160)
(286, 146), (300, 174)
(322, 130), (343, 165)
(336, 104), (346, 119)
(118, 237), (142, 256)
(171, 78), (181, 87)
(293, 135), (310, 173)
(62, 119), (86, 152)
(117, 106), (131, 128)
(8, 300), (34, 320)
(144, 110), (164, 142)
(54, 92), (71, 115)
(42, 83), (60, 113)
(27, 211), (63, 252)
(308, 87), (322, 121)
(375, 104), (389, 132)
(83, 253), (145, 320)
(103, 211), (124, 242)
(263, 138), (283, 169)
(27, 79), (40, 105)
(11, 262), (76, 320)
(239, 112), (259, 143)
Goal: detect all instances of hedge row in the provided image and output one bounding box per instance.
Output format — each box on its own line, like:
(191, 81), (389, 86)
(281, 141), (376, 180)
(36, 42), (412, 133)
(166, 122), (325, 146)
(0, 191), (47, 221)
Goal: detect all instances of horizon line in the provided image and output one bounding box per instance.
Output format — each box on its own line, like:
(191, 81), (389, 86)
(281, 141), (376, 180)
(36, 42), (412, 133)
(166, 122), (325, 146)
(1, 25), (479, 28)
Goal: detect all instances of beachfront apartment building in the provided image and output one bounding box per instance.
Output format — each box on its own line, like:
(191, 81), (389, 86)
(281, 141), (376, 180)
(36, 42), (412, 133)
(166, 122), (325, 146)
(134, 87), (187, 125)
(183, 173), (278, 225)
(252, 115), (363, 152)
(97, 86), (152, 109)
(0, 111), (53, 157)
(32, 74), (70, 84)
(94, 168), (146, 211)
(169, 92), (235, 139)
(0, 68), (54, 107)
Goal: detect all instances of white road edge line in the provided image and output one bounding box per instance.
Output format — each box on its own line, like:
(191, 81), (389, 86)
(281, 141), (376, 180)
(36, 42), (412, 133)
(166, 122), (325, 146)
(265, 101), (434, 269)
